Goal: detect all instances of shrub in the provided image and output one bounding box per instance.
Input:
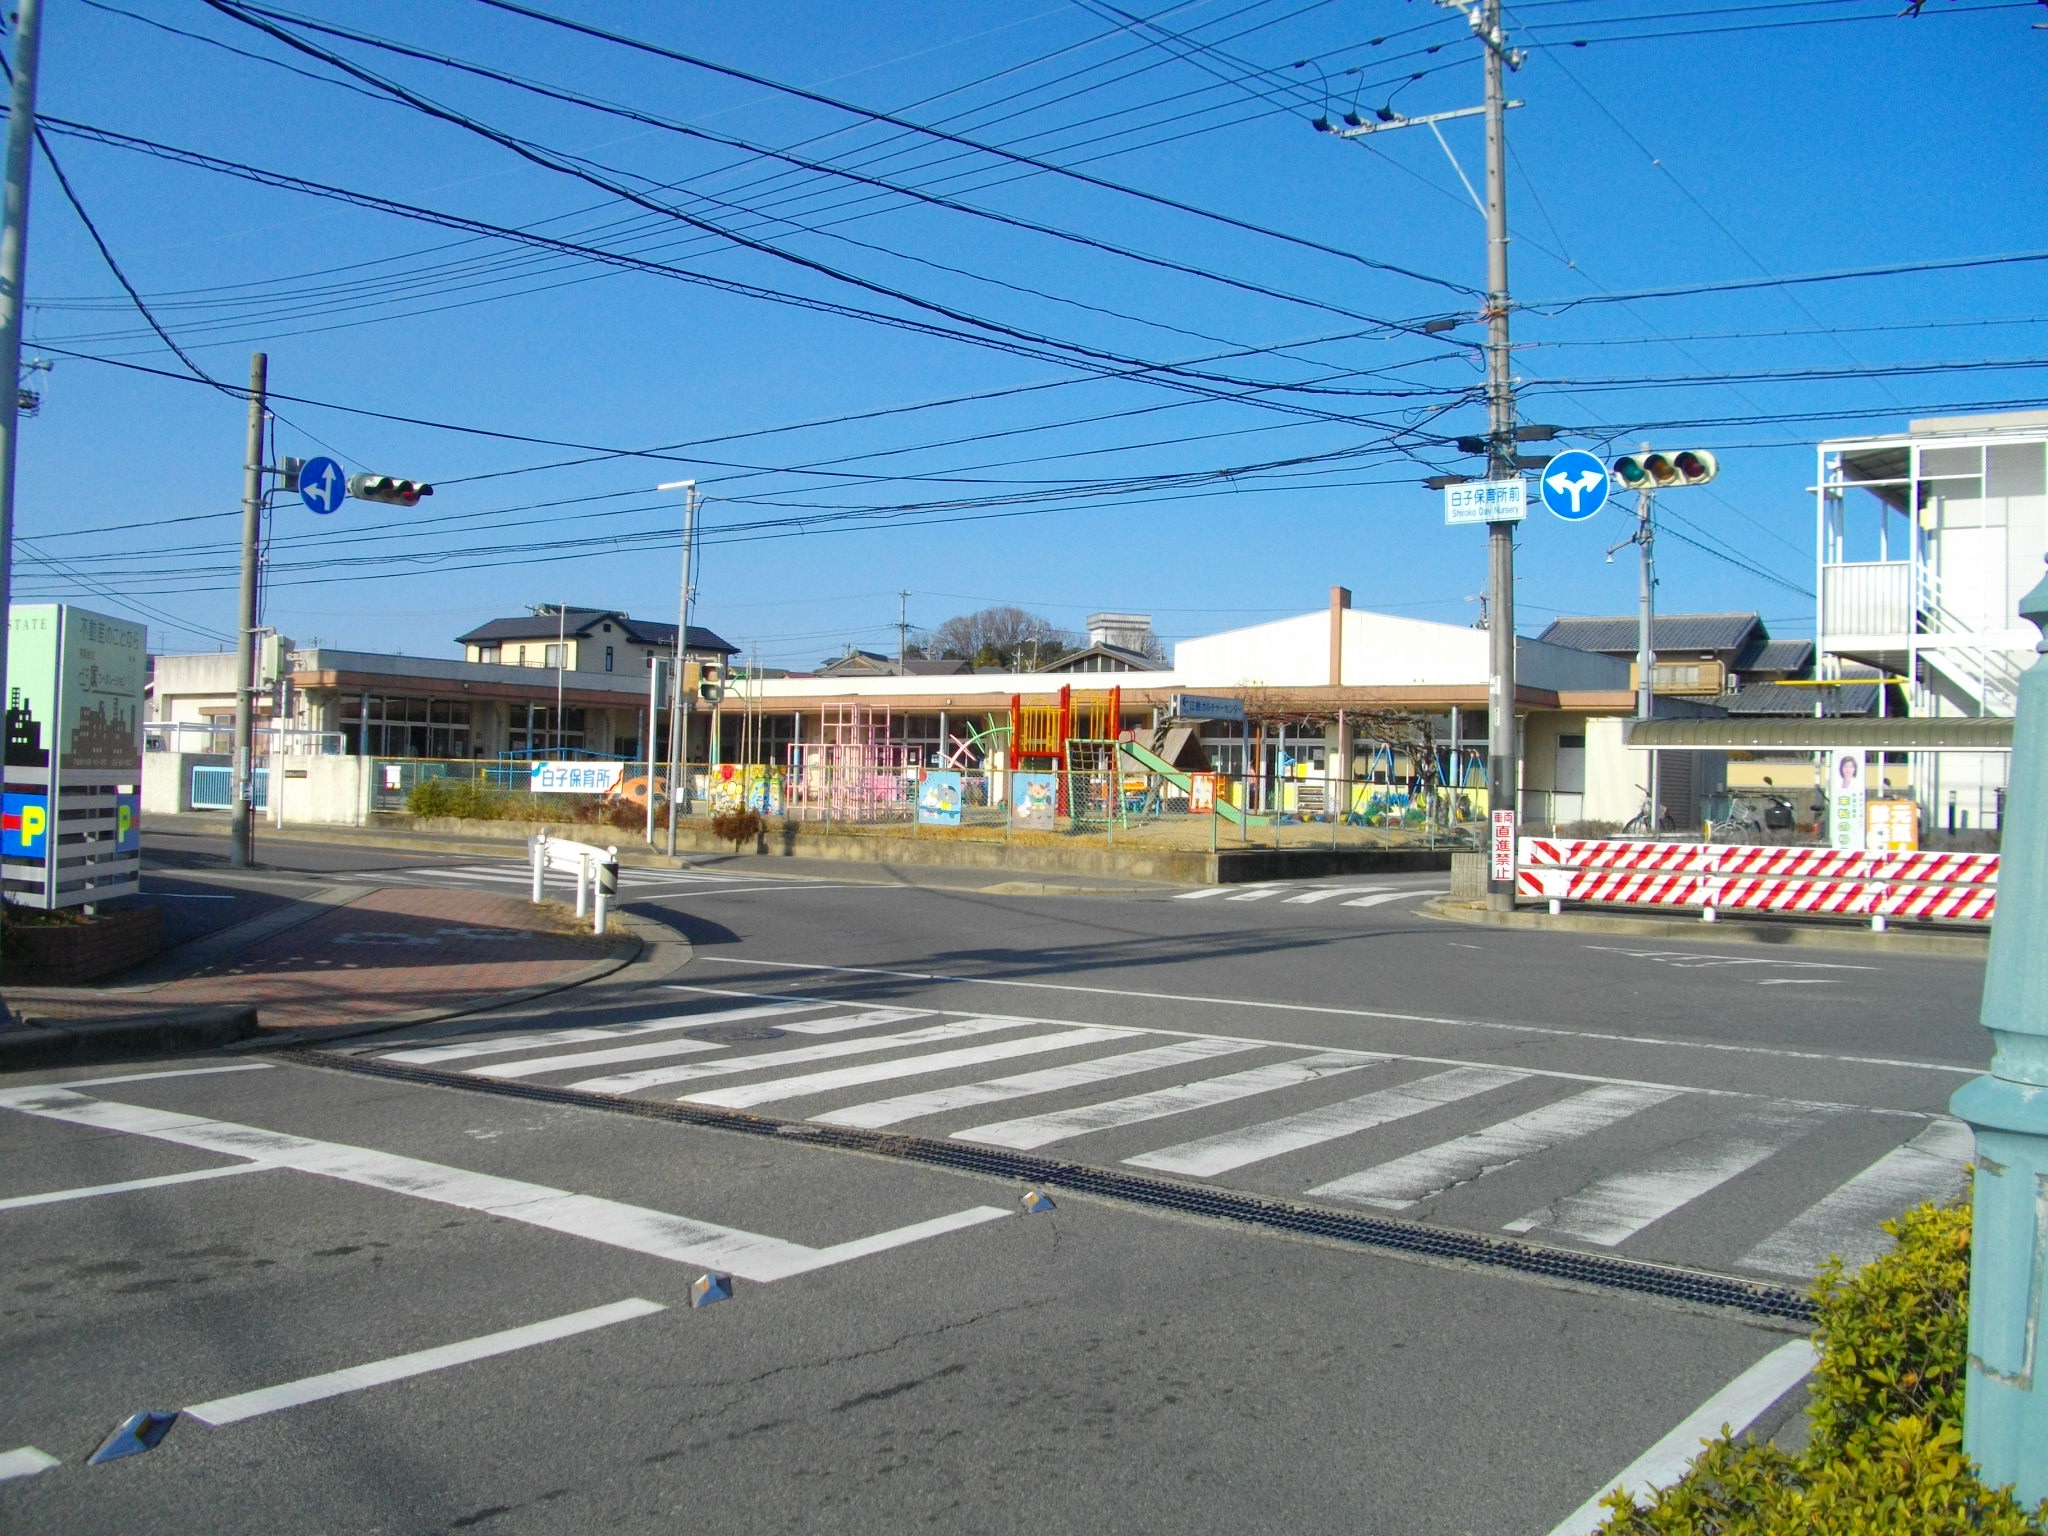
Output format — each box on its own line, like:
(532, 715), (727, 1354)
(1596, 1201), (2047, 1535)
(710, 808), (762, 851)
(406, 776), (506, 820)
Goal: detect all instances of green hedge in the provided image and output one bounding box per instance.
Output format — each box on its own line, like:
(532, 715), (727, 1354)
(1596, 1202), (2048, 1535)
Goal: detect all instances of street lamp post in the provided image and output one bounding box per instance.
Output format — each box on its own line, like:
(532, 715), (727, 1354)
(1951, 566), (2048, 1505)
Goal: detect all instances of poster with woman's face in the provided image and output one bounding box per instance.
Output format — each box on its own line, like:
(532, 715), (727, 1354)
(1828, 748), (1866, 850)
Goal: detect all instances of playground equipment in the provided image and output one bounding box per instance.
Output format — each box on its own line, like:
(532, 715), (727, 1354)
(1012, 686), (1119, 816)
(1119, 738), (1272, 828)
(784, 702), (917, 822)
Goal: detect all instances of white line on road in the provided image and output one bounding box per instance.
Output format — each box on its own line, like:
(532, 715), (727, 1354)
(1343, 889), (1446, 908)
(956, 1051), (1384, 1151)
(184, 1299), (668, 1426)
(0, 1087), (1010, 1282)
(47, 1064), (276, 1090)
(812, 1036), (1262, 1130)
(683, 1026), (1136, 1109)
(1172, 887), (1234, 900)
(0, 1446), (59, 1481)
(1757, 979), (1836, 986)
(1125, 1065), (1526, 1178)
(565, 1016), (1055, 1096)
(1737, 1117), (1975, 1279)
(0, 1162), (273, 1211)
(1225, 888), (1283, 902)
(697, 957), (1977, 1079)
(1309, 1084), (1680, 1209)
(1283, 887), (1385, 904)
(472, 1009), (932, 1081)
(1544, 1337), (1818, 1536)
(379, 1002), (819, 1065)
(1587, 946), (1876, 972)
(1504, 1102), (1835, 1246)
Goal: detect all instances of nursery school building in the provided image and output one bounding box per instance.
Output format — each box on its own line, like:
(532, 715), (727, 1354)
(144, 590), (1674, 826)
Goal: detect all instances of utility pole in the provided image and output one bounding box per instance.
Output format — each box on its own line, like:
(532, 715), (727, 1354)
(1635, 488), (1658, 829)
(230, 351), (268, 869)
(554, 599), (565, 753)
(897, 589), (910, 673)
(657, 479), (699, 856)
(1478, 0), (1521, 912)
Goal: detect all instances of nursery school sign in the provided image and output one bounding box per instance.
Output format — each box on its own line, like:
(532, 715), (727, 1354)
(530, 761), (625, 794)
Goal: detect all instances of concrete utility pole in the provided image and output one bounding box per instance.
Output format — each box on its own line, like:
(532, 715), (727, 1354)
(1478, 0), (1521, 912)
(1951, 567), (2048, 1505)
(1635, 488), (1657, 823)
(0, 0), (41, 722)
(897, 588), (910, 673)
(657, 479), (699, 856)
(230, 351), (268, 869)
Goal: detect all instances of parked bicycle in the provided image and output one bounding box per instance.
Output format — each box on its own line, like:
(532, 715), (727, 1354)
(1623, 784), (1674, 835)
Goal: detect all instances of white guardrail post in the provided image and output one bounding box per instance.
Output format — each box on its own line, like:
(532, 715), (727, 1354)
(529, 832), (546, 904)
(594, 846), (618, 936)
(527, 831), (619, 935)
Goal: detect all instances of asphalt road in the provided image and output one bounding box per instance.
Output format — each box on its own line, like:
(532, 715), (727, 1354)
(1, 827), (1993, 1533)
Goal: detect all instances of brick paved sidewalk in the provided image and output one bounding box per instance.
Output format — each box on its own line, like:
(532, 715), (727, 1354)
(5, 888), (624, 1035)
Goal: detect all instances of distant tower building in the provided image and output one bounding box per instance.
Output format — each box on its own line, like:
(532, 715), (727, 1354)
(1085, 612), (1155, 653)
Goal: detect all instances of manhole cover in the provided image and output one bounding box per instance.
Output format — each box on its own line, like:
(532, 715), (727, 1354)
(685, 1024), (787, 1043)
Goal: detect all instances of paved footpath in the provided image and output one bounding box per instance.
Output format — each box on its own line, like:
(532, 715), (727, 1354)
(4, 888), (627, 1036)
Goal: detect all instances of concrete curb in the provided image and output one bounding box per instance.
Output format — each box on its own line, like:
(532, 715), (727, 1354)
(0, 1005), (259, 1071)
(1422, 896), (1990, 958)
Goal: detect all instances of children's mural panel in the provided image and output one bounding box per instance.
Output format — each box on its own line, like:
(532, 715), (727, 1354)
(1011, 771), (1057, 829)
(917, 770), (963, 826)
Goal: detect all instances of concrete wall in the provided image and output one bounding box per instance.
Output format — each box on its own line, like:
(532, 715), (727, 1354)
(271, 756), (368, 826)
(141, 752), (219, 814)
(1582, 716), (1639, 824)
(151, 652), (239, 724)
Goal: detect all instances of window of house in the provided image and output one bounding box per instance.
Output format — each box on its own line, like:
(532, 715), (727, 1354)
(517, 645), (527, 665)
(342, 695), (471, 758)
(543, 644), (564, 669)
(477, 644), (500, 664)
(605, 645), (614, 672)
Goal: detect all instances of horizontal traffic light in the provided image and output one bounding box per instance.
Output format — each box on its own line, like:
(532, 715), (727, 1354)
(1610, 449), (1717, 491)
(346, 473), (435, 507)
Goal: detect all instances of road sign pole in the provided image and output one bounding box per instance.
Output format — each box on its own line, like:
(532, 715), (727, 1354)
(230, 351), (267, 870)
(1951, 569), (2048, 1505)
(1480, 0), (1520, 913)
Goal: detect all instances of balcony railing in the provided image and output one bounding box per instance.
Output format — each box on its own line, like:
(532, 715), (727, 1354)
(1820, 561), (1911, 639)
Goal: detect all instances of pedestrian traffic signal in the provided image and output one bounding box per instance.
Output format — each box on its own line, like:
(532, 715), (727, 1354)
(1610, 450), (1717, 491)
(697, 662), (724, 705)
(346, 473), (434, 507)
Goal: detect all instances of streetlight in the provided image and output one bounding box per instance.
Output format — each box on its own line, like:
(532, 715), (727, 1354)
(656, 478), (699, 857)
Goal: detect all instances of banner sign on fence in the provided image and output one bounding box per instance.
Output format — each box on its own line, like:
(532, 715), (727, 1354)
(1169, 693), (1245, 724)
(1866, 797), (1919, 853)
(1827, 748), (1866, 851)
(530, 760), (625, 795)
(918, 769), (963, 826)
(1187, 772), (1217, 815)
(1490, 809), (1516, 883)
(1012, 771), (1056, 829)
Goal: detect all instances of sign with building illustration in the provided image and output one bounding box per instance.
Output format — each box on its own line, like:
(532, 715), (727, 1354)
(4, 604), (146, 908)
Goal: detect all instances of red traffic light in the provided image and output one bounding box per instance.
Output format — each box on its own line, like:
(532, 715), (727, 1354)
(346, 473), (435, 507)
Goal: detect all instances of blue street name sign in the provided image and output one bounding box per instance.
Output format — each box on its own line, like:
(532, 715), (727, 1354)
(1539, 449), (1610, 521)
(298, 456), (347, 515)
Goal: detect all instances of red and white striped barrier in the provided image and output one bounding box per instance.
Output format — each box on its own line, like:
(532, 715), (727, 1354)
(1516, 837), (1997, 928)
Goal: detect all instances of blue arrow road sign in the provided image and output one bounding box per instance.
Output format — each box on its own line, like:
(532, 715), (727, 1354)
(298, 456), (346, 515)
(1539, 449), (1610, 521)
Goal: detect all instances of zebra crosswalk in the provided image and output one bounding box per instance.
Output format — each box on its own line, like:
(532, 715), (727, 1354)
(356, 988), (1975, 1281)
(1171, 882), (1448, 912)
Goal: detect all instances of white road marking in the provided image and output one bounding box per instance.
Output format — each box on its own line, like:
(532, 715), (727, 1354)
(1309, 1084), (1680, 1209)
(1343, 889), (1446, 908)
(0, 1446), (59, 1481)
(1283, 887), (1385, 904)
(1545, 1337), (1819, 1536)
(564, 1017), (1052, 1095)
(472, 1009), (933, 1081)
(1125, 1065), (1527, 1178)
(683, 1026), (1136, 1109)
(184, 1299), (667, 1426)
(777, 1010), (936, 1036)
(1225, 888), (1283, 902)
(1504, 1102), (1835, 1246)
(379, 1002), (819, 1065)
(1172, 887), (1233, 900)
(1588, 947), (1876, 972)
(699, 957), (1977, 1078)
(0, 1087), (1009, 1282)
(1757, 979), (1836, 986)
(812, 1037), (1263, 1130)
(1737, 1117), (1975, 1279)
(955, 1051), (1383, 1151)
(0, 1162), (273, 1211)
(45, 1064), (276, 1090)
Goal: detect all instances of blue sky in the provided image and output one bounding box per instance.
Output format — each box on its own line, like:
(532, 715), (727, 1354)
(12, 0), (2046, 666)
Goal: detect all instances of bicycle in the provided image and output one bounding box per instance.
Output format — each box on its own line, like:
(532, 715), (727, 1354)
(1622, 784), (1675, 835)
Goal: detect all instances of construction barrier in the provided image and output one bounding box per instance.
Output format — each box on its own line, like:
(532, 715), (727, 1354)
(1516, 837), (1997, 928)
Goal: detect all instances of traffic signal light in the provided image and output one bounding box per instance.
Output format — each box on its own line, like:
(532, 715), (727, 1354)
(1610, 449), (1717, 491)
(697, 662), (724, 705)
(346, 473), (434, 507)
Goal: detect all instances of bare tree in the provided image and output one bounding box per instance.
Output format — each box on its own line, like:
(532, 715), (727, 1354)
(926, 605), (1071, 667)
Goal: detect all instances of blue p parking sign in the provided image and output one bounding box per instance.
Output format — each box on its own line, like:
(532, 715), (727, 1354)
(1539, 449), (1611, 521)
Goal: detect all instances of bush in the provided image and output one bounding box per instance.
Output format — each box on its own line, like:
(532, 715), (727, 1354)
(405, 776), (505, 820)
(1595, 1202), (2048, 1535)
(710, 808), (762, 850)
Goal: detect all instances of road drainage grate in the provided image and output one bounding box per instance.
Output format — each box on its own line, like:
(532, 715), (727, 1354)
(289, 1049), (1817, 1325)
